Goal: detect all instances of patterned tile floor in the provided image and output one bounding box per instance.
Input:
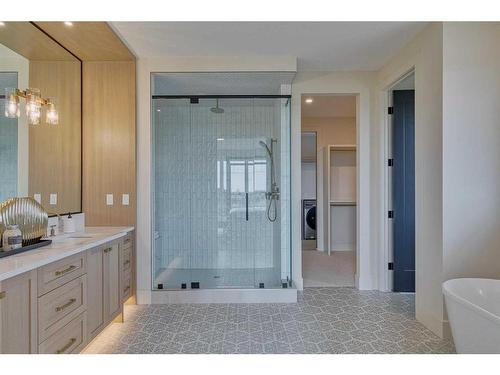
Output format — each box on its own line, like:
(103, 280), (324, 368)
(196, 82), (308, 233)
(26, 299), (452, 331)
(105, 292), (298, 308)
(83, 288), (455, 354)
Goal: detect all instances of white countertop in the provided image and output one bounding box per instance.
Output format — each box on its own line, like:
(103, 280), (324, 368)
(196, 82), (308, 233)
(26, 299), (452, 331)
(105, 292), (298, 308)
(0, 226), (134, 282)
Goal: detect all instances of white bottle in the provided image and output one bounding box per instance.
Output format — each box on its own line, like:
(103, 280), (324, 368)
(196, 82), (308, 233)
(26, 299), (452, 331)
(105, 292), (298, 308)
(2, 225), (22, 251)
(63, 213), (76, 234)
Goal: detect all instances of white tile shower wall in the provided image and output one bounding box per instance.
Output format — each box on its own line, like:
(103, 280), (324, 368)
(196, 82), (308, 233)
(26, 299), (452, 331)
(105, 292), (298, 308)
(154, 99), (289, 280)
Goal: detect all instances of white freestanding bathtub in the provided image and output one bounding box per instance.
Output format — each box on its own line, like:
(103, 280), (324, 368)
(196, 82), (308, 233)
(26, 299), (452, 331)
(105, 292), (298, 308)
(443, 278), (500, 354)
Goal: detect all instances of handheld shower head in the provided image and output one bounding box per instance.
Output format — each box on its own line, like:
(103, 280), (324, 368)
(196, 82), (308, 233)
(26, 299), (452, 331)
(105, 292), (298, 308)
(259, 140), (272, 158)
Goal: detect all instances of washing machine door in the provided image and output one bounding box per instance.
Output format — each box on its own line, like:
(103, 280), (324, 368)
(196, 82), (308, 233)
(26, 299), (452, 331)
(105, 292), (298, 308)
(306, 206), (316, 230)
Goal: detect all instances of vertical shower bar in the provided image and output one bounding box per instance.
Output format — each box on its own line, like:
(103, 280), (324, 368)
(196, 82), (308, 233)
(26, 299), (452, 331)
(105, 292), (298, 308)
(245, 192), (249, 221)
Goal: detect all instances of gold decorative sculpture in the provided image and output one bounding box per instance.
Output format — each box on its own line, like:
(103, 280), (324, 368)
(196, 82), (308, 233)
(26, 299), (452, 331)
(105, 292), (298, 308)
(0, 197), (48, 246)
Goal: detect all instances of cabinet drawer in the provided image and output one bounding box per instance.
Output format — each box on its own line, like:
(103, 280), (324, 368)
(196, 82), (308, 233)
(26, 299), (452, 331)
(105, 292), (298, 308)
(38, 253), (86, 296)
(38, 275), (87, 342)
(122, 270), (132, 302)
(39, 312), (87, 354)
(122, 246), (132, 272)
(121, 233), (133, 250)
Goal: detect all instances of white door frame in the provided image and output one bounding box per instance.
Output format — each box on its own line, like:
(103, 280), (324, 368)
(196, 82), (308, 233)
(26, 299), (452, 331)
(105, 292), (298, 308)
(297, 92), (365, 289)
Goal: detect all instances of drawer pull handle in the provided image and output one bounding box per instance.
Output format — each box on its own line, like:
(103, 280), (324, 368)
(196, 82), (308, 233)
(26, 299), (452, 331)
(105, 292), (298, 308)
(0, 291), (6, 299)
(56, 298), (76, 312)
(56, 338), (76, 354)
(123, 260), (130, 266)
(55, 265), (77, 277)
(103, 247), (112, 253)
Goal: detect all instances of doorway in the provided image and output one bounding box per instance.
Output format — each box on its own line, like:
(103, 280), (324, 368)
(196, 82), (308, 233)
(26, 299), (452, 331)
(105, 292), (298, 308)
(389, 72), (416, 292)
(300, 94), (357, 287)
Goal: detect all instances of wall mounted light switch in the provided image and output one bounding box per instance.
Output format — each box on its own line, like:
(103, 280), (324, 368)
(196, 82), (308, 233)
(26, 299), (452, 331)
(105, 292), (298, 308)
(106, 194), (114, 205)
(34, 193), (41, 204)
(49, 193), (57, 205)
(122, 194), (129, 206)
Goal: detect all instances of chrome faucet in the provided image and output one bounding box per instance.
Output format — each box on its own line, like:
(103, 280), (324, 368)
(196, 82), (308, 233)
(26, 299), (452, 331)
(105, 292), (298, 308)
(47, 212), (62, 237)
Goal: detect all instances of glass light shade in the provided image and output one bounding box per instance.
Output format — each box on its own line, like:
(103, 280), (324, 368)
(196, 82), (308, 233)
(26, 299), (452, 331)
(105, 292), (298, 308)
(4, 88), (20, 118)
(45, 101), (58, 125)
(28, 106), (41, 125)
(25, 88), (41, 125)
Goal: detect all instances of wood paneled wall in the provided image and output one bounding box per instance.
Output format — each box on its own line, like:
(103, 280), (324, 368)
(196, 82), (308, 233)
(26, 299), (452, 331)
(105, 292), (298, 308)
(28, 61), (81, 214)
(82, 61), (136, 226)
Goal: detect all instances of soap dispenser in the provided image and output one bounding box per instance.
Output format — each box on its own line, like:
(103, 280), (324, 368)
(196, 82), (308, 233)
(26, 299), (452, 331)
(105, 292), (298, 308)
(63, 212), (76, 234)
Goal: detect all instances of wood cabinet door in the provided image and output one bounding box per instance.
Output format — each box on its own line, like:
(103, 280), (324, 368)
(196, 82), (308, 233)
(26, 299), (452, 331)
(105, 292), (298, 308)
(103, 242), (121, 322)
(86, 246), (104, 338)
(0, 270), (37, 354)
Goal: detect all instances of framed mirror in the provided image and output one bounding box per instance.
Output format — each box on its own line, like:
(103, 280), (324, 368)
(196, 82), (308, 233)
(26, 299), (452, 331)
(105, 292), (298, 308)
(0, 22), (81, 215)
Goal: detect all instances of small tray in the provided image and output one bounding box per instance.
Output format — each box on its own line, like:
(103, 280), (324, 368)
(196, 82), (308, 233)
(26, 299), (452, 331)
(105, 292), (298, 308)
(0, 239), (52, 259)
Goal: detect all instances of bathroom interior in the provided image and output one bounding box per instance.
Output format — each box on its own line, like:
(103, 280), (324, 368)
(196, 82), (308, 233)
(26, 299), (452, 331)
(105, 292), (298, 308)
(0, 19), (499, 360)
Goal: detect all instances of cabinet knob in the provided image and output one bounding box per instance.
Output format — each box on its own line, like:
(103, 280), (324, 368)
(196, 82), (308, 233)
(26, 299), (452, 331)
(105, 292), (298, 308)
(103, 247), (112, 253)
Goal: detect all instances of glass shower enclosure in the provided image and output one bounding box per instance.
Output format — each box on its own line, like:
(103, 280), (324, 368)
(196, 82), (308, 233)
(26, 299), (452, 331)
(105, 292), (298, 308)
(152, 86), (291, 290)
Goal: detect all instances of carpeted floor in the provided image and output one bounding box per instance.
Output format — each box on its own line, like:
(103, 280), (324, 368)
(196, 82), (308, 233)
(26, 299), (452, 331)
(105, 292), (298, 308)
(302, 250), (355, 287)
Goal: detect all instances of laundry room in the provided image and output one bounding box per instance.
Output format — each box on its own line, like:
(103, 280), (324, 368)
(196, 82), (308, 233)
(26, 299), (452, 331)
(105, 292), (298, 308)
(300, 94), (357, 287)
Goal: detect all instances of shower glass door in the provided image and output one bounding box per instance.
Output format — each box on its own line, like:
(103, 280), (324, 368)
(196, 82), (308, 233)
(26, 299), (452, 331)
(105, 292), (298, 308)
(152, 96), (291, 290)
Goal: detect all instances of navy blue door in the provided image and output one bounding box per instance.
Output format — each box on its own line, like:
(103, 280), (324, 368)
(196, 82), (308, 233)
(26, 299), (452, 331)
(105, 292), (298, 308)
(392, 90), (415, 292)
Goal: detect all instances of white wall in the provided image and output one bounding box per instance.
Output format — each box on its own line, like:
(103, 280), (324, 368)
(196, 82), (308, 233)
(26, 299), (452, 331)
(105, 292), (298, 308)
(376, 23), (445, 336)
(292, 73), (375, 290)
(442, 23), (500, 281)
(0, 44), (29, 198)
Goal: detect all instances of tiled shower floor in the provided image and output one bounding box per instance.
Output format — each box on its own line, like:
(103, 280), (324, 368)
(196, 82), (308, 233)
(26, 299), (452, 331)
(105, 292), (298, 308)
(83, 288), (455, 354)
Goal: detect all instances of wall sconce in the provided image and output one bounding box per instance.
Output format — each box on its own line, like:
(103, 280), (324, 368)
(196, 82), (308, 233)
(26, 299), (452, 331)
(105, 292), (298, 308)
(4, 87), (58, 125)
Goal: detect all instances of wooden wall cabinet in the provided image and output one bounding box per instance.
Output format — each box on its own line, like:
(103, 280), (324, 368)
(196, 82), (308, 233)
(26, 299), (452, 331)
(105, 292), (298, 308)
(0, 270), (37, 354)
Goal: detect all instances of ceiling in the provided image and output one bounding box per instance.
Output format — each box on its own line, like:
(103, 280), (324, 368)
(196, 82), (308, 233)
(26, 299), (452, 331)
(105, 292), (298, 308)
(111, 22), (427, 71)
(301, 95), (356, 118)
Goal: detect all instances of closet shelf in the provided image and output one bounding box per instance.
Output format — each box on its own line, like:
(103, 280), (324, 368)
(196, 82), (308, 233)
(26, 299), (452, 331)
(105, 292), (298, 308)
(301, 157), (317, 163)
(330, 200), (356, 206)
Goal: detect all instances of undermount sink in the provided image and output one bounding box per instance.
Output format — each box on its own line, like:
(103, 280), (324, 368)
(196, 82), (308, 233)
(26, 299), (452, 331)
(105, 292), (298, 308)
(49, 233), (96, 243)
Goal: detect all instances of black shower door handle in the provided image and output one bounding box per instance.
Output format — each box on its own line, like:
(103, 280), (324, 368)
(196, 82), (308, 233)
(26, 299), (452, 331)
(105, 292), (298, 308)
(245, 193), (249, 221)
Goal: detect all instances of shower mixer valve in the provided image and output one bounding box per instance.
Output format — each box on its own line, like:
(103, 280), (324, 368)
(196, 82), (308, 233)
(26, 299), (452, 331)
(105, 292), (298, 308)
(266, 184), (280, 200)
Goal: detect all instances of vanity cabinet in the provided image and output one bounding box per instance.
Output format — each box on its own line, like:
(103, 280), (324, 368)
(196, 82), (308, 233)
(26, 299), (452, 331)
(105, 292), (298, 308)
(87, 241), (121, 340)
(0, 270), (38, 354)
(0, 230), (134, 354)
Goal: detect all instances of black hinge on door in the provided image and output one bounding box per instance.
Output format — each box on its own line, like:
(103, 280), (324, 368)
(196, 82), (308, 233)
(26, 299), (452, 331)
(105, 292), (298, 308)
(388, 262), (394, 270)
(388, 210), (394, 219)
(388, 106), (394, 115)
(190, 97), (199, 104)
(388, 158), (394, 167)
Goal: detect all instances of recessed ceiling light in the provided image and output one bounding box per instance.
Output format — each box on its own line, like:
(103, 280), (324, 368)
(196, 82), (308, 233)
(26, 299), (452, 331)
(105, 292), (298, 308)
(217, 138), (224, 141)
(64, 21), (73, 27)
(305, 98), (313, 104)
(156, 109), (161, 112)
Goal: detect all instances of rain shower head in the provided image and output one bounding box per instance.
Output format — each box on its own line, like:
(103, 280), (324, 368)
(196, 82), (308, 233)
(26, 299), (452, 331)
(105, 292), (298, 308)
(210, 99), (224, 114)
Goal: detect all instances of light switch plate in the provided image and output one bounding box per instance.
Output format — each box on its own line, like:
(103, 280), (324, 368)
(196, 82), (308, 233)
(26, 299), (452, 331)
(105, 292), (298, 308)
(34, 193), (41, 204)
(122, 194), (129, 206)
(49, 193), (57, 205)
(106, 194), (114, 205)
